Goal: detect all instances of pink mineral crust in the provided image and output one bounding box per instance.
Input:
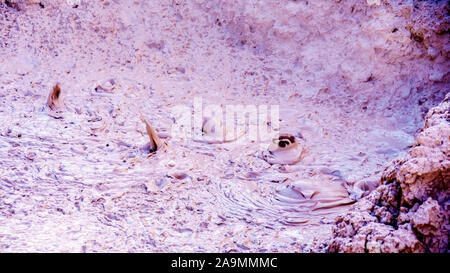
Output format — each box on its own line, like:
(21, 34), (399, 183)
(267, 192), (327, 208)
(329, 95), (449, 253)
(0, 0), (448, 252)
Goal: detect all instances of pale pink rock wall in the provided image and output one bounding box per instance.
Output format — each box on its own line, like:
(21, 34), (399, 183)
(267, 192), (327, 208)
(195, 0), (449, 123)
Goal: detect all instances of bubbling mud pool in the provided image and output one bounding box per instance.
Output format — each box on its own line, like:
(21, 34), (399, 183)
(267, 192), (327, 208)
(1, 0), (439, 252)
(0, 80), (413, 252)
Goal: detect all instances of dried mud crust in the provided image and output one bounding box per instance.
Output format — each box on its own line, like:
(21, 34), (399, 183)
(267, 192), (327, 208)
(329, 94), (449, 253)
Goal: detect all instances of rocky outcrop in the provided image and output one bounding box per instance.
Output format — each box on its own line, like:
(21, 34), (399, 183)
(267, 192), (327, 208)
(329, 93), (449, 253)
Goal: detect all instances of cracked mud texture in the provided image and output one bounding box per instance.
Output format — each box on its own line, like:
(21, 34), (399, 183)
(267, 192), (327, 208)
(329, 94), (449, 253)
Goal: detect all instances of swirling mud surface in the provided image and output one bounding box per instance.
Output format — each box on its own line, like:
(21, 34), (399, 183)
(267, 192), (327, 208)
(0, 80), (411, 252)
